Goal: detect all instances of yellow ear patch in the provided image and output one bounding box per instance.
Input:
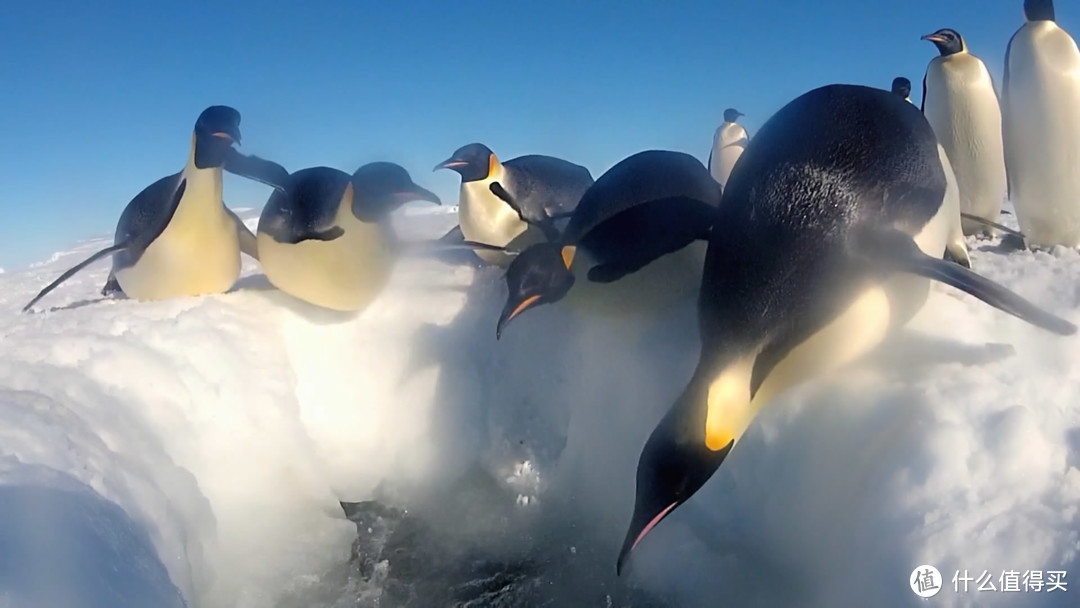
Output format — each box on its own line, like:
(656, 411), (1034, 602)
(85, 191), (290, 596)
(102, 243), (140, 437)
(488, 153), (500, 179)
(704, 357), (755, 452)
(561, 246), (577, 269)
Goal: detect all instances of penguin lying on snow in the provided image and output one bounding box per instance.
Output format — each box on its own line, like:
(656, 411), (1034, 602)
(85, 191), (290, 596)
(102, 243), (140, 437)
(23, 106), (290, 312)
(434, 142), (594, 266)
(616, 83), (1077, 575)
(495, 150), (723, 339)
(257, 163), (507, 312)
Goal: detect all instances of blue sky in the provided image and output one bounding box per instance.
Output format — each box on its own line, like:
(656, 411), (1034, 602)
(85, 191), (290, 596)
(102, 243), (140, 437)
(0, 1), (1057, 269)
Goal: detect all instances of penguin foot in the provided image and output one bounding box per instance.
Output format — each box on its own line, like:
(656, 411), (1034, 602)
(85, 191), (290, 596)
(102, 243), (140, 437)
(998, 234), (1027, 252)
(100, 275), (123, 297)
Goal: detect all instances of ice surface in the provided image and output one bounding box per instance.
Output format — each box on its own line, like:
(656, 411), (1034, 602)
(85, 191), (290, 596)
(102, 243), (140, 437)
(0, 204), (1078, 607)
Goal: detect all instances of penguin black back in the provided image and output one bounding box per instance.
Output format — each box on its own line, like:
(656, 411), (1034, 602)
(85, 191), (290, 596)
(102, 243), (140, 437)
(564, 151), (721, 280)
(702, 84), (944, 358)
(259, 167), (352, 244)
(500, 155), (594, 219)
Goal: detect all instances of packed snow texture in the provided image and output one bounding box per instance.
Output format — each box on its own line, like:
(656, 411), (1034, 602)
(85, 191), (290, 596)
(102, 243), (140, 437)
(0, 204), (1078, 607)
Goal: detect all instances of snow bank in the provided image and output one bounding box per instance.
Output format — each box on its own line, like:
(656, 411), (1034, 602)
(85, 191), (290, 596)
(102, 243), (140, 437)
(0, 205), (1078, 607)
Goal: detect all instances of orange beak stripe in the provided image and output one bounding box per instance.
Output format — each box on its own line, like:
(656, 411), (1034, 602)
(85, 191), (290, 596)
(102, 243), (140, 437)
(561, 246), (576, 269)
(508, 294), (541, 323)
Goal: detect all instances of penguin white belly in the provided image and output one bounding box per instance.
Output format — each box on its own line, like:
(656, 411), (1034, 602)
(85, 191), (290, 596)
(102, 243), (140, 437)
(562, 241), (708, 318)
(116, 173), (241, 301)
(1005, 23), (1080, 247)
(924, 58), (1008, 234)
(458, 167), (530, 265)
(715, 196), (952, 443)
(257, 215), (394, 312)
(710, 124), (747, 188)
(938, 143), (970, 265)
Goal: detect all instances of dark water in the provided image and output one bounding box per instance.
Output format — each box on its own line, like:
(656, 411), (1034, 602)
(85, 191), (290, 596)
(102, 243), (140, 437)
(279, 464), (672, 608)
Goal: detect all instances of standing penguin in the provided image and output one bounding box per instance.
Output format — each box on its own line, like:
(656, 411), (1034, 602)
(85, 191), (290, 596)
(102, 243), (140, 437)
(615, 84), (1075, 575)
(23, 106), (289, 312)
(433, 143), (594, 266)
(891, 76), (914, 103)
(921, 28), (1009, 235)
(495, 150), (723, 338)
(1003, 0), (1080, 248)
(707, 108), (749, 189)
(255, 163), (444, 312)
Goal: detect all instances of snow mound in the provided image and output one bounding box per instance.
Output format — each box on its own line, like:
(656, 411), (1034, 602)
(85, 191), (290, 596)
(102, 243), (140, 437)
(0, 205), (1078, 607)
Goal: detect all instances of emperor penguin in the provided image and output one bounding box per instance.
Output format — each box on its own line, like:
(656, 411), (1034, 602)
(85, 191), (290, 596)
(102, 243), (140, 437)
(255, 163), (444, 312)
(433, 143), (594, 266)
(921, 28), (1009, 236)
(707, 108), (749, 189)
(1002, 0), (1080, 248)
(23, 106), (290, 312)
(891, 76), (914, 103)
(495, 150), (722, 339)
(615, 84), (1076, 575)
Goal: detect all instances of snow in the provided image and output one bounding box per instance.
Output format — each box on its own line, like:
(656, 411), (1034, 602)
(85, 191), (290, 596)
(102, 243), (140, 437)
(0, 203), (1078, 607)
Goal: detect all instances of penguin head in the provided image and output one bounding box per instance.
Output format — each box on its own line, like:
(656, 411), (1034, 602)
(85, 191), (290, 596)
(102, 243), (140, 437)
(496, 242), (576, 339)
(433, 143), (498, 183)
(192, 105), (242, 169)
(350, 162), (441, 222)
(891, 77), (912, 98)
(616, 395), (732, 576)
(1025, 0), (1056, 22)
(921, 28), (966, 56)
(723, 108), (744, 123)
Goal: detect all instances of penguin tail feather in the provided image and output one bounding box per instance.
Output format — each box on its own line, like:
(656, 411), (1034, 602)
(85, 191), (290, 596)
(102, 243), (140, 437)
(858, 228), (1077, 336)
(22, 242), (128, 313)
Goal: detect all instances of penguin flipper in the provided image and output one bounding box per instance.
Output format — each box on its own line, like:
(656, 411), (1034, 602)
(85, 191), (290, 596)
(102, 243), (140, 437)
(858, 228), (1076, 336)
(23, 242), (130, 312)
(222, 149), (290, 193)
(438, 225), (465, 243)
(1002, 33), (1016, 201)
(489, 182), (561, 242)
(943, 244), (972, 269)
(304, 226), (345, 242)
(959, 212), (1026, 240)
(225, 206), (260, 261)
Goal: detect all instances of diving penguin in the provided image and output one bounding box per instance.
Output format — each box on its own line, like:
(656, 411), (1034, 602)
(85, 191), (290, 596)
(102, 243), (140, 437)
(921, 28), (1009, 236)
(891, 76), (914, 103)
(707, 108), (749, 189)
(495, 150), (723, 338)
(23, 106), (290, 312)
(616, 83), (1076, 575)
(1002, 0), (1080, 248)
(433, 143), (594, 266)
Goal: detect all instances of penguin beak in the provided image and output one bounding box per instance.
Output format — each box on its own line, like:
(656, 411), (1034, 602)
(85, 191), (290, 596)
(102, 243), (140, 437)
(433, 157), (468, 172)
(496, 294), (541, 340)
(211, 130), (241, 146)
(921, 33), (945, 43)
(398, 185), (441, 205)
(616, 500), (682, 576)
